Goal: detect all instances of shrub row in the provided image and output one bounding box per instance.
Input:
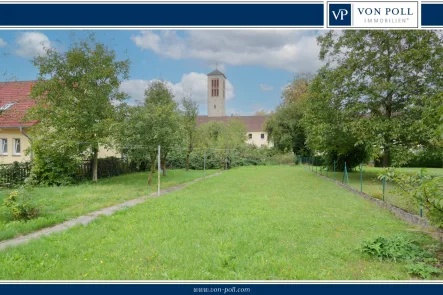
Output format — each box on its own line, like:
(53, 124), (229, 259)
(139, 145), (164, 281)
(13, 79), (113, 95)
(166, 147), (295, 170)
(1, 157), (146, 187)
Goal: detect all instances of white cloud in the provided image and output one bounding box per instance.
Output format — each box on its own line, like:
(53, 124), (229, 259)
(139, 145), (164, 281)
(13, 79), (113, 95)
(120, 72), (234, 106)
(0, 38), (7, 48)
(260, 84), (273, 91)
(131, 30), (323, 73)
(15, 32), (51, 58)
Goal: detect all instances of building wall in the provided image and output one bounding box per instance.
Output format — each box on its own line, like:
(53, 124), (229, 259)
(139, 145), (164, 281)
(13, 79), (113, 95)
(207, 74), (226, 117)
(0, 128), (32, 164)
(246, 131), (273, 147)
(0, 128), (121, 164)
(98, 145), (122, 158)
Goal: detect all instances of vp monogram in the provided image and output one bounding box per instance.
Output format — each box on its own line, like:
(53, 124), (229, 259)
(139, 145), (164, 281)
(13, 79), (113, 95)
(332, 9), (349, 20)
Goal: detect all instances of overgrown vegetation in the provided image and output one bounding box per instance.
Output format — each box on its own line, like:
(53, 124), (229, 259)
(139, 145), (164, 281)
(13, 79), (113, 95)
(360, 235), (442, 279)
(380, 168), (443, 229)
(3, 189), (40, 221)
(166, 145), (294, 169)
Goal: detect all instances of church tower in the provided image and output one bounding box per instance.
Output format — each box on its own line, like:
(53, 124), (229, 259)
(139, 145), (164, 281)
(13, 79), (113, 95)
(207, 69), (226, 117)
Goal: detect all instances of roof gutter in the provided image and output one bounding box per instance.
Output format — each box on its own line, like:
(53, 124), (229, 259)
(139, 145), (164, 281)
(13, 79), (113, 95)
(19, 126), (33, 161)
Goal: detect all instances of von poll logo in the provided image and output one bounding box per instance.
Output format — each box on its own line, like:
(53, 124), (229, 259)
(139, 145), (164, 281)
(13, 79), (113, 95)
(329, 4), (352, 26)
(332, 8), (349, 20)
(328, 1), (418, 28)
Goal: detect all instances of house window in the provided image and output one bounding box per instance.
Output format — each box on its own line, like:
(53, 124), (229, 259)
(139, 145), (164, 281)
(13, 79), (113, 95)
(261, 133), (265, 139)
(248, 134), (252, 139)
(214, 104), (216, 109)
(0, 102), (16, 113)
(13, 138), (21, 155)
(1, 139), (7, 155)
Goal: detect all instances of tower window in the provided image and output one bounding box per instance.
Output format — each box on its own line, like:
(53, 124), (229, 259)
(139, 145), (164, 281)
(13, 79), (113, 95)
(212, 78), (219, 97)
(214, 105), (216, 109)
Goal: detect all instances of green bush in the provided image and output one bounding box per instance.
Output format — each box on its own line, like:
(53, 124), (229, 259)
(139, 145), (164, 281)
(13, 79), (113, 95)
(406, 262), (442, 280)
(323, 144), (369, 171)
(381, 168), (443, 229)
(266, 153), (296, 165)
(165, 146), (291, 170)
(76, 157), (138, 180)
(360, 236), (428, 261)
(360, 235), (441, 279)
(30, 142), (81, 186)
(405, 151), (443, 168)
(3, 190), (40, 221)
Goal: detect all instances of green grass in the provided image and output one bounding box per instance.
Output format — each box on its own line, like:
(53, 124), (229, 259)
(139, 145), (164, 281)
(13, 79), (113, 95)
(310, 166), (443, 216)
(0, 166), (440, 280)
(0, 169), (216, 241)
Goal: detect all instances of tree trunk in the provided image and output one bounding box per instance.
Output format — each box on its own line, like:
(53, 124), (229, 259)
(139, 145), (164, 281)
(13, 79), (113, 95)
(148, 157), (156, 185)
(161, 151), (168, 176)
(92, 148), (98, 182)
(383, 147), (390, 168)
(186, 153), (190, 171)
(186, 142), (192, 171)
(161, 159), (166, 176)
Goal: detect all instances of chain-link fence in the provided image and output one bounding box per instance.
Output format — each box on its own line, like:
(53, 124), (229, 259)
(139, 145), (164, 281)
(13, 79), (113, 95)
(297, 156), (442, 219)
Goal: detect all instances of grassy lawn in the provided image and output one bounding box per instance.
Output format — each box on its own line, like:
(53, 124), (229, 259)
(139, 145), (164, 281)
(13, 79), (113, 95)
(309, 166), (443, 216)
(0, 166), (440, 280)
(0, 169), (216, 241)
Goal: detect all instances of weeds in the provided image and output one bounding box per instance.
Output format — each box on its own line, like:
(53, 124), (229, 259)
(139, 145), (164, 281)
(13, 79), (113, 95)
(360, 235), (442, 279)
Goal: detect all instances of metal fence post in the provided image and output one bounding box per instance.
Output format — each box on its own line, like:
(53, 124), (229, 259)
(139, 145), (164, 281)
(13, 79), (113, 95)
(333, 160), (336, 180)
(225, 150), (228, 170)
(360, 163), (363, 192)
(204, 149), (206, 178)
(316, 159), (318, 174)
(382, 177), (386, 202)
(157, 145), (161, 196)
(420, 169), (423, 217)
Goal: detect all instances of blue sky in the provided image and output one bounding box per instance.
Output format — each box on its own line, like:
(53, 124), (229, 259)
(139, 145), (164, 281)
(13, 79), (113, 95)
(0, 30), (323, 115)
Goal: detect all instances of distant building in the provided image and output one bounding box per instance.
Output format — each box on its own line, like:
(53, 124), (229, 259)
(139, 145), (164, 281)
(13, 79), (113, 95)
(197, 70), (272, 147)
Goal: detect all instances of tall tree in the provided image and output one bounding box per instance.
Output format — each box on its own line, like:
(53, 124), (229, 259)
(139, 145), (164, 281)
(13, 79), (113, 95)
(196, 119), (247, 169)
(316, 30), (443, 167)
(281, 73), (314, 105)
(115, 101), (180, 184)
(302, 68), (369, 170)
(28, 34), (129, 182)
(181, 97), (198, 171)
(143, 81), (182, 176)
(265, 74), (312, 156)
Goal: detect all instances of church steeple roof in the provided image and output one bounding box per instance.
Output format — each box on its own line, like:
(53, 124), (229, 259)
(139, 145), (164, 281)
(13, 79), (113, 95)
(207, 69), (226, 78)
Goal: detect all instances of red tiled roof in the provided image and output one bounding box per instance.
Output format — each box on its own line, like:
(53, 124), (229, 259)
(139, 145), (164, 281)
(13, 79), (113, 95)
(0, 81), (38, 128)
(196, 116), (268, 132)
